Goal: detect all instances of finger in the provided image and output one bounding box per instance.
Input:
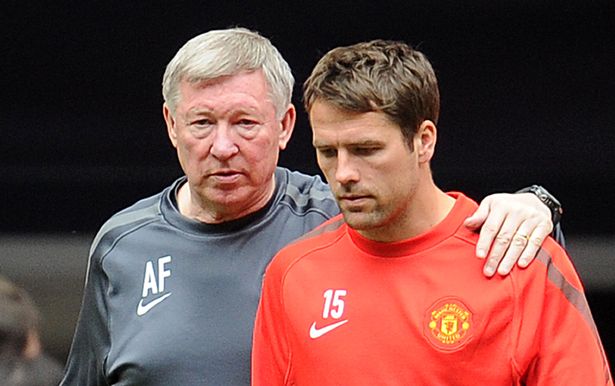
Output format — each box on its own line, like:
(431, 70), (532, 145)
(475, 209), (507, 260)
(496, 223), (536, 275)
(463, 198), (491, 230)
(481, 214), (519, 277)
(517, 222), (551, 267)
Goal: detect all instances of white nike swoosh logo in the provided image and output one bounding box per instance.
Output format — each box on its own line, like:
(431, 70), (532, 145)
(309, 319), (349, 339)
(136, 293), (172, 316)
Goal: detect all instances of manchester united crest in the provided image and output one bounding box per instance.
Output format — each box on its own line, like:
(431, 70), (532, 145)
(424, 297), (473, 352)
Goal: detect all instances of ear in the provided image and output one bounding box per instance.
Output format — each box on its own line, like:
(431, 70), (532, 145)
(277, 104), (296, 150)
(416, 120), (437, 163)
(163, 103), (178, 148)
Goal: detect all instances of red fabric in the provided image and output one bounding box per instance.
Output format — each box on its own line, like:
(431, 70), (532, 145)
(253, 193), (612, 385)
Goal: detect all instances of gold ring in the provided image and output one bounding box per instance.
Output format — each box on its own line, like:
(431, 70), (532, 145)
(512, 233), (530, 246)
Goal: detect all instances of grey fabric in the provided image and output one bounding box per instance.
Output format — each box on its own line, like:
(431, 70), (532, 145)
(60, 167), (339, 386)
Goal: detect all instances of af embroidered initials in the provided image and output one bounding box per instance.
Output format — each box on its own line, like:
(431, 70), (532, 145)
(309, 289), (348, 339)
(137, 256), (172, 316)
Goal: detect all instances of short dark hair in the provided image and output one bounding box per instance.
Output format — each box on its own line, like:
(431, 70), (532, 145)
(303, 40), (440, 144)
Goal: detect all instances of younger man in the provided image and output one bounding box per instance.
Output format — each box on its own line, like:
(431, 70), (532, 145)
(252, 40), (612, 385)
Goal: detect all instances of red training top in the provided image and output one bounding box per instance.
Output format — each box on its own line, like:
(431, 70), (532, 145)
(252, 193), (612, 385)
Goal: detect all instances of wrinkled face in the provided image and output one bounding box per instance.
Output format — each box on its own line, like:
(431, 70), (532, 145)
(310, 100), (426, 242)
(164, 70), (295, 221)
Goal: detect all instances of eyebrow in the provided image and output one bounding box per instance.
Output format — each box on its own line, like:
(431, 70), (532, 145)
(350, 139), (383, 146)
(186, 106), (262, 117)
(185, 107), (213, 116)
(313, 139), (383, 147)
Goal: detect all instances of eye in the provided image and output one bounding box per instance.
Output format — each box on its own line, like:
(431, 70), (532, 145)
(351, 146), (379, 156)
(317, 147), (337, 158)
(191, 118), (213, 127)
(186, 117), (215, 138)
(236, 118), (259, 127)
(233, 118), (261, 140)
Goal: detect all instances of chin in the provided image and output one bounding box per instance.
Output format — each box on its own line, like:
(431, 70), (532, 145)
(342, 213), (378, 231)
(215, 193), (251, 206)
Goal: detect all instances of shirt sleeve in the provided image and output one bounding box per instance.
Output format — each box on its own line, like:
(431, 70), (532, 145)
(252, 255), (291, 385)
(60, 248), (111, 386)
(513, 239), (613, 385)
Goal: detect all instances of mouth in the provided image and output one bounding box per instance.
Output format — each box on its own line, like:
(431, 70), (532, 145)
(338, 195), (372, 206)
(207, 169), (243, 182)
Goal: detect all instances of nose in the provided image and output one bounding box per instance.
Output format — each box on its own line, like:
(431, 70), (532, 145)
(334, 152), (359, 185)
(210, 126), (239, 160)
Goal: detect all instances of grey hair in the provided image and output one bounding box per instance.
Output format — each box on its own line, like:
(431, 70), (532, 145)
(162, 27), (294, 119)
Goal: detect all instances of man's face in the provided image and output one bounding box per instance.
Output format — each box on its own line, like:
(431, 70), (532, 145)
(310, 100), (425, 242)
(163, 70), (294, 221)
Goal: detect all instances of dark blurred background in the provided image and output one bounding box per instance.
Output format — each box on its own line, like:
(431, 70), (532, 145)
(1, 0), (614, 372)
